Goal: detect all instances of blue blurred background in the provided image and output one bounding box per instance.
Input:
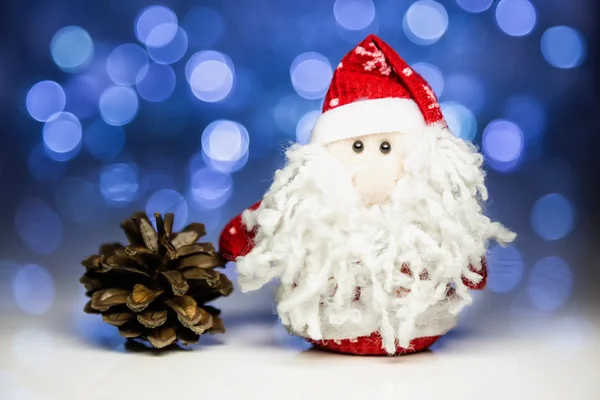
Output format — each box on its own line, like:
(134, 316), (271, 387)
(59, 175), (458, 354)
(0, 0), (598, 348)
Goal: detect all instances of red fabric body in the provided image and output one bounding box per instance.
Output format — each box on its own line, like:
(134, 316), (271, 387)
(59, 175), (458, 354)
(308, 333), (441, 356)
(322, 34), (446, 127)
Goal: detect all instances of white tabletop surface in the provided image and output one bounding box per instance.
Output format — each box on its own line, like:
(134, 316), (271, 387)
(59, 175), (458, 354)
(2, 281), (600, 400)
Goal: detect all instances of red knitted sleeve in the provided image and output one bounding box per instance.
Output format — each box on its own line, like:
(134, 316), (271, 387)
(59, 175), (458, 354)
(218, 201), (262, 262)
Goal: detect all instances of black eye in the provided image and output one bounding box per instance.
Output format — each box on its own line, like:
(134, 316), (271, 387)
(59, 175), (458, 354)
(380, 141), (391, 154)
(352, 140), (364, 153)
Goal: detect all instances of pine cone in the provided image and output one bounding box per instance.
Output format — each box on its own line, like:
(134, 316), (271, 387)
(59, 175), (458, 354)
(80, 212), (232, 349)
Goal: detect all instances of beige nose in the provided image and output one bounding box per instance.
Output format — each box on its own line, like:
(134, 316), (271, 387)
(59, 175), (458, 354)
(353, 164), (398, 206)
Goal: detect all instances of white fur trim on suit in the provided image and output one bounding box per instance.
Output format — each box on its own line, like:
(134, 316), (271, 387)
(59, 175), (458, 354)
(284, 293), (460, 341)
(310, 97), (427, 145)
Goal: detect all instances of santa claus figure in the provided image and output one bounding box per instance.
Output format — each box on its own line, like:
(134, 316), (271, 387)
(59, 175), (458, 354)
(219, 35), (516, 355)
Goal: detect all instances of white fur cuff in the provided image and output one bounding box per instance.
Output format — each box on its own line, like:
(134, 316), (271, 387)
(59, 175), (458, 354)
(310, 97), (428, 145)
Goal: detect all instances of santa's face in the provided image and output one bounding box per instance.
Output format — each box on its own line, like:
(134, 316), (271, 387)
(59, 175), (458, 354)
(237, 125), (515, 351)
(325, 132), (405, 206)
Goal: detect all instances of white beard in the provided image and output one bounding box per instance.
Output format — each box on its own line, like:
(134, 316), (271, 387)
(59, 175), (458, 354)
(236, 124), (516, 353)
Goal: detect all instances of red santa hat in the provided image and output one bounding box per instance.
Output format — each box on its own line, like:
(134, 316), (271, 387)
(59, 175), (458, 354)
(310, 34), (447, 145)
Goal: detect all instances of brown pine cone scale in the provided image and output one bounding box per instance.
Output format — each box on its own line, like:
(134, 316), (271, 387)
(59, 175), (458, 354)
(80, 212), (232, 348)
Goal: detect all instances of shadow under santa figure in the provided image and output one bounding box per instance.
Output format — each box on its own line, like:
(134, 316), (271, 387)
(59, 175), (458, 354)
(219, 34), (516, 356)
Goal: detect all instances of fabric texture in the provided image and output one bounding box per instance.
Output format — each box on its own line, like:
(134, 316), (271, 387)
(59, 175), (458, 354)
(311, 34), (446, 145)
(219, 204), (487, 357)
(236, 135), (515, 353)
(308, 333), (441, 356)
(219, 201), (260, 262)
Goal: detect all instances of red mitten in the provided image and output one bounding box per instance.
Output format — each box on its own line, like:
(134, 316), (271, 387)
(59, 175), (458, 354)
(218, 201), (261, 262)
(462, 258), (488, 290)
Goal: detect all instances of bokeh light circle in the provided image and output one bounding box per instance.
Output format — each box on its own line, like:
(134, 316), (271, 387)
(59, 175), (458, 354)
(26, 81), (66, 122)
(55, 177), (98, 223)
(202, 120), (250, 173)
(403, 0), (449, 45)
(15, 199), (62, 255)
(441, 102), (477, 141)
(482, 119), (524, 172)
(99, 163), (139, 203)
(333, 0), (376, 31)
(106, 43), (149, 85)
(487, 245), (524, 293)
(456, 0), (494, 13)
(296, 110), (321, 144)
(185, 51), (231, 82)
(147, 26), (188, 65)
(12, 265), (55, 315)
(290, 52), (333, 100)
(189, 168), (233, 209)
(136, 63), (176, 102)
(42, 112), (82, 156)
(146, 189), (188, 231)
(531, 193), (575, 241)
(541, 26), (587, 69)
(84, 119), (125, 161)
(495, 0), (537, 37)
(205, 150), (249, 175)
(190, 61), (233, 102)
(412, 62), (444, 96)
(527, 256), (573, 311)
(187, 51), (235, 102)
(99, 86), (139, 126)
(135, 5), (178, 47)
(50, 26), (94, 71)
